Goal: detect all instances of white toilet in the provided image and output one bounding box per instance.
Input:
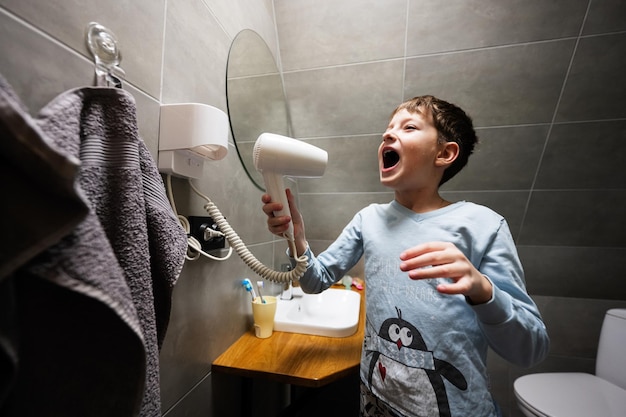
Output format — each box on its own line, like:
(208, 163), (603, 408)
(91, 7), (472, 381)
(514, 309), (626, 417)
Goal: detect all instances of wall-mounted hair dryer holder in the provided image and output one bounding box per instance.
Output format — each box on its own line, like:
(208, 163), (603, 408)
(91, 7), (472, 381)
(158, 103), (229, 179)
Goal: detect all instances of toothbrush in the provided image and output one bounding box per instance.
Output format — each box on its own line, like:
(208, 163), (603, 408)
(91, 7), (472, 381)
(242, 278), (257, 301)
(256, 280), (266, 304)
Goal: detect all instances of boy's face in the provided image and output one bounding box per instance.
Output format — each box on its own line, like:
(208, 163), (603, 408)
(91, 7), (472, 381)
(378, 108), (446, 191)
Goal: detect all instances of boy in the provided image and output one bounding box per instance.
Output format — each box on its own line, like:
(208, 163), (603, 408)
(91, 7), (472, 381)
(262, 96), (549, 416)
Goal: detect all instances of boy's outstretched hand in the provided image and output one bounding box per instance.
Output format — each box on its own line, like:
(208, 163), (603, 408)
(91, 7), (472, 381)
(261, 188), (308, 257)
(399, 242), (493, 305)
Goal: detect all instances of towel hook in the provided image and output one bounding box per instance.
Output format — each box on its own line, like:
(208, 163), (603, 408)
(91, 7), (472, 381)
(85, 22), (125, 88)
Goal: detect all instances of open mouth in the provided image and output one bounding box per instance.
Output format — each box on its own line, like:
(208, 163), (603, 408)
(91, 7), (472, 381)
(382, 149), (400, 169)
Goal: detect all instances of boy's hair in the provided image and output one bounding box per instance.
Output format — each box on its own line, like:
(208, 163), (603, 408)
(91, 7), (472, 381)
(391, 95), (478, 185)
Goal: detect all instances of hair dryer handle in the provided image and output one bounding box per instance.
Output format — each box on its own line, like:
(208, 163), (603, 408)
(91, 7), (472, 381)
(262, 171), (294, 242)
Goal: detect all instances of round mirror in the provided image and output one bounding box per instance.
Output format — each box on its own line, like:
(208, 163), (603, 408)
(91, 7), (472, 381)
(226, 29), (291, 191)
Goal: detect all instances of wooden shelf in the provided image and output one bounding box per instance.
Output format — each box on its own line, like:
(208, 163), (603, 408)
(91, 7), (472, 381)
(212, 287), (365, 388)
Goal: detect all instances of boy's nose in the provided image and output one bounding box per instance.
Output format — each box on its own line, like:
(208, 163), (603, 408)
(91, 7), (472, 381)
(382, 131), (396, 142)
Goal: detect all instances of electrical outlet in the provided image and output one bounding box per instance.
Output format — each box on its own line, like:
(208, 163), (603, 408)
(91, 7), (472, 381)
(188, 216), (226, 252)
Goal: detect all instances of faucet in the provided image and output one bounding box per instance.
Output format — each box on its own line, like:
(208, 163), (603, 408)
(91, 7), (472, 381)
(280, 263), (293, 300)
(281, 281), (293, 300)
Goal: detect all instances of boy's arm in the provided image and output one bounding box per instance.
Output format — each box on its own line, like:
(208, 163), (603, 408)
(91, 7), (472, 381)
(291, 211), (365, 294)
(473, 222), (550, 368)
(471, 281), (549, 367)
(400, 219), (550, 367)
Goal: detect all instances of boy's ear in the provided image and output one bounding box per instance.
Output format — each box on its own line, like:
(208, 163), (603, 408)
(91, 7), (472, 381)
(435, 141), (459, 167)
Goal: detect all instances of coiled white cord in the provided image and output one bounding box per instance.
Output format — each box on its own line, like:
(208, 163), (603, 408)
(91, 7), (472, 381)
(187, 179), (308, 283)
(164, 174), (307, 283)
(166, 175), (233, 262)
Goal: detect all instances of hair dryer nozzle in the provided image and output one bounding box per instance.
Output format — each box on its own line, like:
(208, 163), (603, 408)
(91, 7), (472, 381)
(253, 133), (328, 242)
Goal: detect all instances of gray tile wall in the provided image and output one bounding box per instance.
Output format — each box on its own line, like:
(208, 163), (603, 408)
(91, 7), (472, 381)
(275, 0), (626, 416)
(3, 0), (626, 416)
(0, 0), (281, 416)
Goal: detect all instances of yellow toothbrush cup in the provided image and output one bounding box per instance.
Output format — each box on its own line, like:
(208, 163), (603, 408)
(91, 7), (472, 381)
(251, 296), (277, 338)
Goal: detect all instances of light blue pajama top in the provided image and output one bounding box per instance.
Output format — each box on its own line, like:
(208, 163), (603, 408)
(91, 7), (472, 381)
(294, 200), (549, 417)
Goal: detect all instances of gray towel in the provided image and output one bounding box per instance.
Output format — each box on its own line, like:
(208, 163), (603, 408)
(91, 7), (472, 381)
(0, 76), (187, 416)
(0, 75), (88, 279)
(0, 73), (90, 410)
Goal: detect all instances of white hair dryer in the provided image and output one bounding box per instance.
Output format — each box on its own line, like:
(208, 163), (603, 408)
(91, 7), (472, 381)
(253, 133), (328, 242)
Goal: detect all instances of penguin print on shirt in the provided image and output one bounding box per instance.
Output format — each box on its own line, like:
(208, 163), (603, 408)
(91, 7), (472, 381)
(365, 307), (467, 417)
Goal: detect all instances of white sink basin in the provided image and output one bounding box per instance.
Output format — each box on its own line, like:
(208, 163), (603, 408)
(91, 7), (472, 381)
(274, 287), (361, 338)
